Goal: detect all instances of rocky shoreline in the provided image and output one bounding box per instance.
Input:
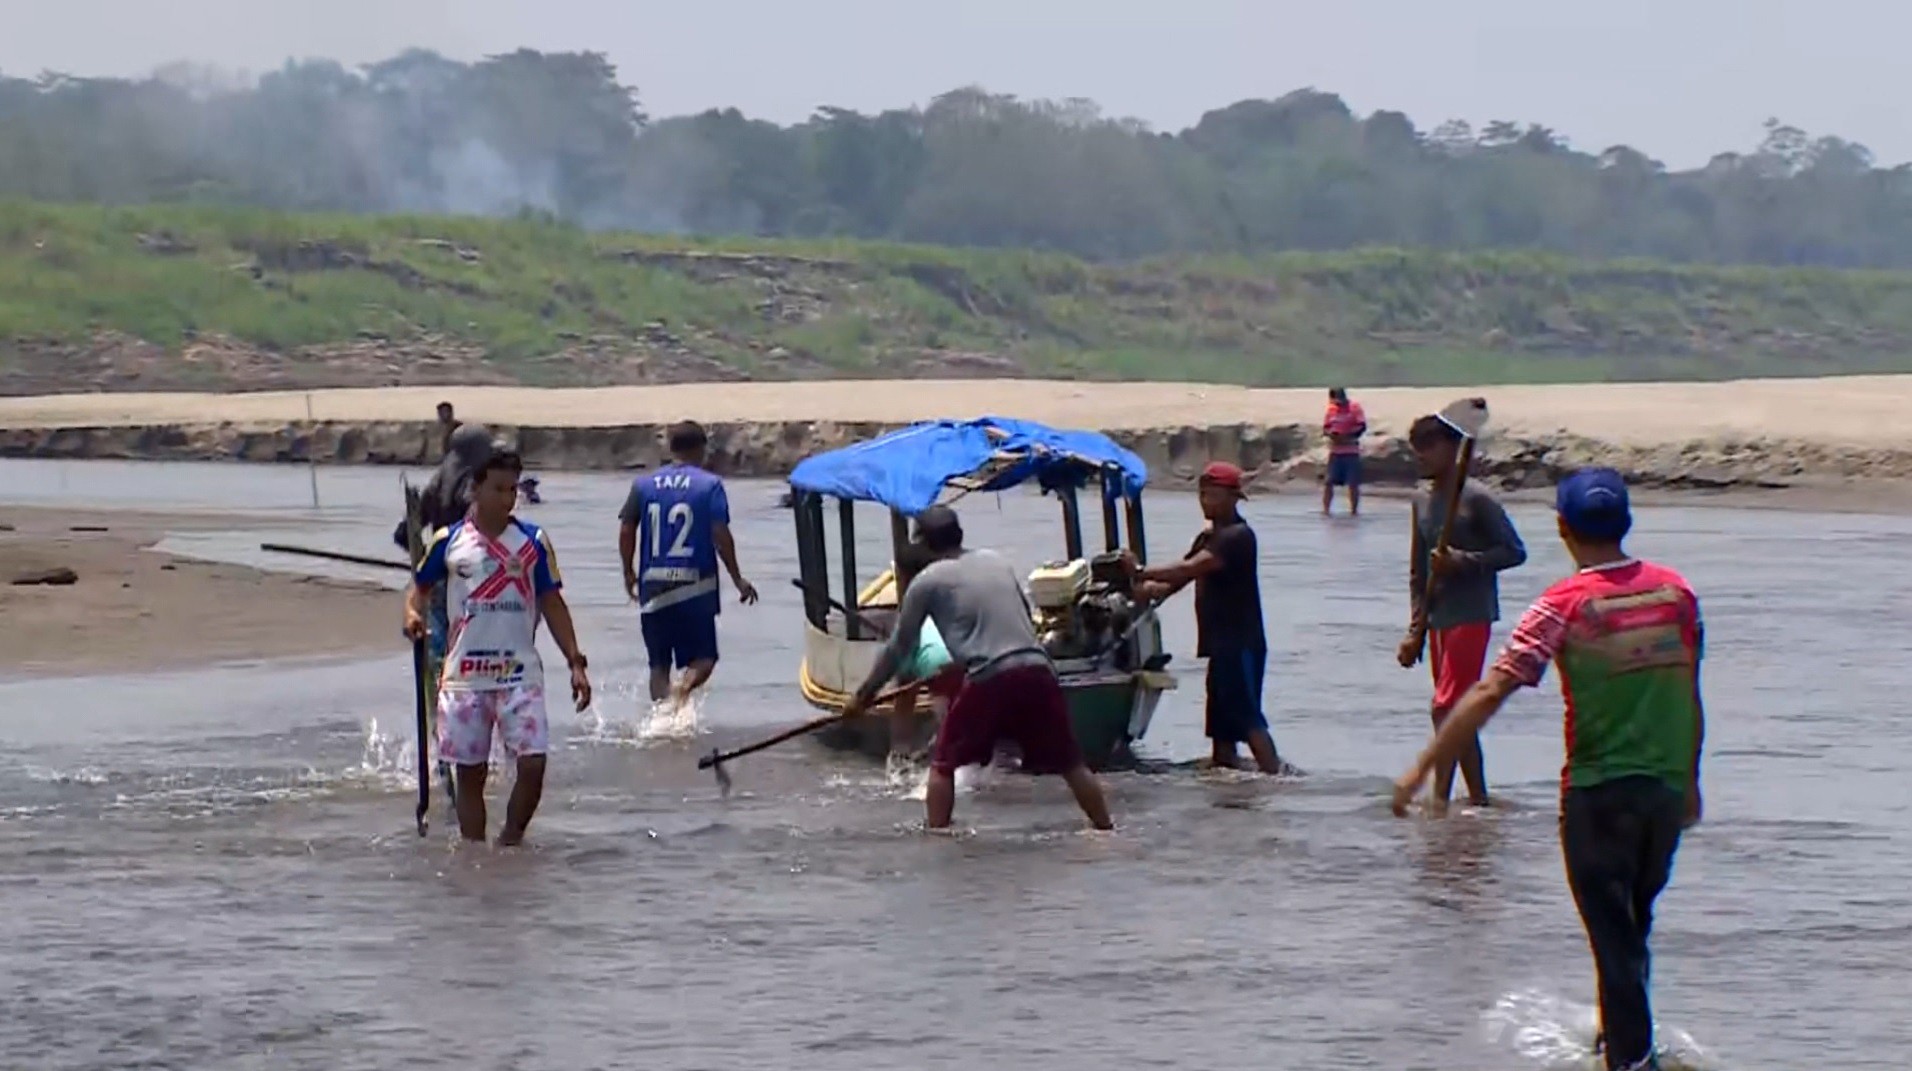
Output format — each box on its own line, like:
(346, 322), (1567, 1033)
(3, 415), (1905, 494)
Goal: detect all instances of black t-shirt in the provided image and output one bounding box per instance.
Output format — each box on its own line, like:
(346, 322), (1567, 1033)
(1188, 517), (1265, 657)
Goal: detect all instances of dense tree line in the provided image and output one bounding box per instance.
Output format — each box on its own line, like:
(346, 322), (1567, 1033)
(2, 49), (1908, 267)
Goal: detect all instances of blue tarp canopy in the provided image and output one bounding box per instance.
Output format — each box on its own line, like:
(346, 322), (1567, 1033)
(787, 417), (1148, 517)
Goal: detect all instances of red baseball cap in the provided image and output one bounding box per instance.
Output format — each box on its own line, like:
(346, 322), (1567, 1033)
(1199, 461), (1247, 495)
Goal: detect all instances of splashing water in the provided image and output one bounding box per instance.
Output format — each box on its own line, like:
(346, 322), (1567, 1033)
(885, 752), (925, 794)
(1481, 989), (1716, 1070)
(20, 764), (110, 785)
(355, 716), (419, 787)
(575, 689), (704, 746)
(639, 691), (703, 741)
(894, 759), (999, 801)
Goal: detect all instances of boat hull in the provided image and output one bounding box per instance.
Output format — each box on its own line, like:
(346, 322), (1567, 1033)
(797, 564), (1176, 772)
(802, 634), (1173, 771)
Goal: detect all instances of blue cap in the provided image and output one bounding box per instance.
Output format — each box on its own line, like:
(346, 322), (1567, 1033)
(1556, 467), (1632, 541)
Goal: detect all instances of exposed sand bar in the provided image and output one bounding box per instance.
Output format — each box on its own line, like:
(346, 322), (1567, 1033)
(0, 507), (396, 679)
(2, 377), (1910, 491)
(2, 377), (1909, 446)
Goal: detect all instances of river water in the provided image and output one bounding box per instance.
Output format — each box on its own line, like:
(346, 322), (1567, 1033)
(1, 459), (1906, 1071)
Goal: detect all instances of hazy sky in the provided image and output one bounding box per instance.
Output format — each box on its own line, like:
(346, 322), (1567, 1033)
(6, 0), (1908, 168)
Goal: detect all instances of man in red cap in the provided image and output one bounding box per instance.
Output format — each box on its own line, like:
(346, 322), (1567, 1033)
(1126, 461), (1283, 773)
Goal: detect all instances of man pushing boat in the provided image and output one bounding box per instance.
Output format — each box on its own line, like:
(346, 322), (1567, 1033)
(841, 505), (1115, 831)
(1125, 461), (1284, 774)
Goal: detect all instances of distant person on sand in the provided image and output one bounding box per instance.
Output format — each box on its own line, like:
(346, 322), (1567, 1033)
(1393, 468), (1705, 1071)
(404, 448), (592, 846)
(1397, 411), (1527, 812)
(1322, 387), (1367, 515)
(842, 505), (1114, 831)
(1125, 461), (1284, 774)
(619, 421), (759, 712)
(436, 401), (459, 455)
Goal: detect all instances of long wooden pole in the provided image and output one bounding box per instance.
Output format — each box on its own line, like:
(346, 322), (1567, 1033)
(259, 542), (409, 572)
(698, 681), (914, 776)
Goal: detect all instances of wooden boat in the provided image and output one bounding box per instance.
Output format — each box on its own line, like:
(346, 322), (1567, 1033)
(788, 417), (1177, 770)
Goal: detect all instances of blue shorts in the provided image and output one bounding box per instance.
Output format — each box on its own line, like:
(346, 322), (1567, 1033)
(1205, 648), (1270, 745)
(1326, 453), (1362, 487)
(641, 600), (720, 670)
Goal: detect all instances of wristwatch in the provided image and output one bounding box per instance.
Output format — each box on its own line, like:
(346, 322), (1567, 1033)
(568, 653), (589, 670)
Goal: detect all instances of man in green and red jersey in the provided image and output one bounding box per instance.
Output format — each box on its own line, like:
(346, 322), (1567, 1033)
(1391, 468), (1705, 1071)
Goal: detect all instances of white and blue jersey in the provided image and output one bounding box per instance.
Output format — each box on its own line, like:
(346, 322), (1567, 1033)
(619, 463), (729, 617)
(415, 516), (562, 693)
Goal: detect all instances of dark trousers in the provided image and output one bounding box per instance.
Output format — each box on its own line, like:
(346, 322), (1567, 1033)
(1561, 776), (1685, 1071)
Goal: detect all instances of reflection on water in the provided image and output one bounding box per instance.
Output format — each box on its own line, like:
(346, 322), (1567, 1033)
(3, 458), (1911, 1070)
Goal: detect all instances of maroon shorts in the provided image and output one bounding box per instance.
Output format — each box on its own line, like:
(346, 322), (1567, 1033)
(923, 664), (965, 702)
(930, 662), (1083, 776)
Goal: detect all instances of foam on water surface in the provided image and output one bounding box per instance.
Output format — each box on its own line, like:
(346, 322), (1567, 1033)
(574, 688), (706, 746)
(1482, 989), (1718, 1070)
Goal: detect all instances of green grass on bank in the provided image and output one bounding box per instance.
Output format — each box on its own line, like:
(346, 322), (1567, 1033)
(4, 199), (1912, 389)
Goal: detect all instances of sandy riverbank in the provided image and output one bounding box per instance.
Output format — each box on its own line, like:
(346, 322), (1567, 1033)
(2, 377), (1910, 493)
(0, 507), (397, 679)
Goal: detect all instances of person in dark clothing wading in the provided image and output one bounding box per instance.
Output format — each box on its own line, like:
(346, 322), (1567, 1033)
(1126, 461), (1283, 773)
(1392, 469), (1704, 1071)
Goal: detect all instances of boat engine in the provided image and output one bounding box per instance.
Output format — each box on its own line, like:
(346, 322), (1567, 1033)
(1027, 555), (1147, 667)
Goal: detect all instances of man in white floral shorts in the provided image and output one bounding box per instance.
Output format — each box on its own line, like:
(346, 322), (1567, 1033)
(405, 447), (592, 846)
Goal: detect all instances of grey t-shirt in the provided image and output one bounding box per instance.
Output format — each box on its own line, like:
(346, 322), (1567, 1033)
(883, 549), (1049, 685)
(1411, 480), (1528, 630)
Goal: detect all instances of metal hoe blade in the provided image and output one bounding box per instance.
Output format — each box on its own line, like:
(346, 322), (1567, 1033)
(1434, 396), (1489, 440)
(705, 748), (733, 796)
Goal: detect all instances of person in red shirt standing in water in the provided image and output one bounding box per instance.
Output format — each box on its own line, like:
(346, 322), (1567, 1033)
(1321, 387), (1367, 516)
(1392, 468), (1705, 1071)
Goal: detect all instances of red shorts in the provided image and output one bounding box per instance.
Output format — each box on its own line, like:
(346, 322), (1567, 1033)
(1429, 622), (1493, 714)
(930, 662), (1083, 776)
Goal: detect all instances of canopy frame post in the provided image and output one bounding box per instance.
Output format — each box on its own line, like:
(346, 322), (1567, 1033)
(837, 497), (861, 641)
(794, 491), (830, 629)
(1058, 481), (1085, 562)
(889, 509), (912, 597)
(1124, 494), (1149, 564)
(1099, 466), (1122, 553)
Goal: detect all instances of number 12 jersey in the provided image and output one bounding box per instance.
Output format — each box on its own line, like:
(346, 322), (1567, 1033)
(619, 463), (730, 616)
